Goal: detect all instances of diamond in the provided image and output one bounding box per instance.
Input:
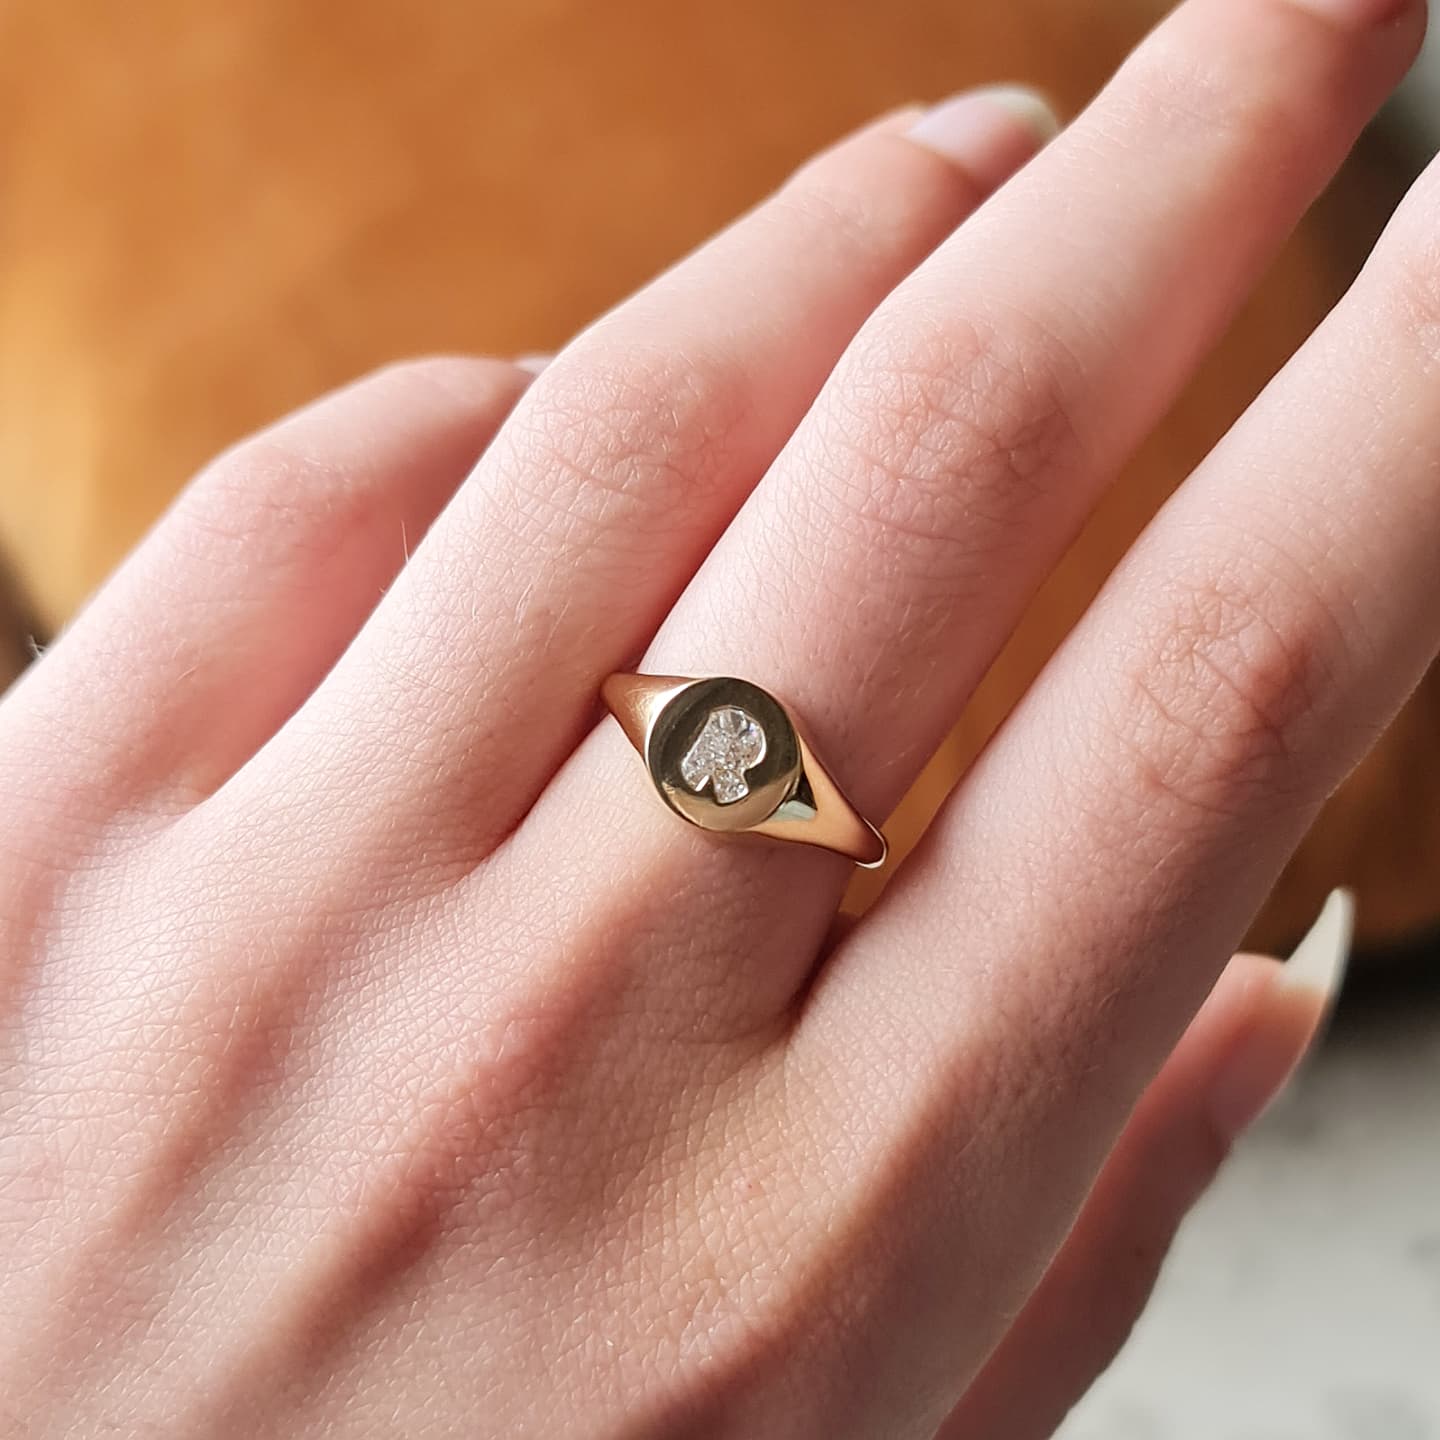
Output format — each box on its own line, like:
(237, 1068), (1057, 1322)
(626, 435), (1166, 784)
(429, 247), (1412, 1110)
(679, 705), (767, 804)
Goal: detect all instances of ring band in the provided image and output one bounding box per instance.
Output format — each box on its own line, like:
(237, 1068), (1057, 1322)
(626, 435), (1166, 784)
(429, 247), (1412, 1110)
(601, 673), (887, 868)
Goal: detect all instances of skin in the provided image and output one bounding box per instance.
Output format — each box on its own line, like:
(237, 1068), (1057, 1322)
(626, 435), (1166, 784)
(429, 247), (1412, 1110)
(0, 0), (1434, 1432)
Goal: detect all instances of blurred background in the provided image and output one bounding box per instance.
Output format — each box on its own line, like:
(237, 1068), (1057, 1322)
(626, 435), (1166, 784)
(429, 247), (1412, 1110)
(0, 1), (1436, 1432)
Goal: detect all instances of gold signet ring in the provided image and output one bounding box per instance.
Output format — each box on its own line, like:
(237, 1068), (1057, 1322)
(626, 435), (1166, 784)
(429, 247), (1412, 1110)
(601, 674), (887, 868)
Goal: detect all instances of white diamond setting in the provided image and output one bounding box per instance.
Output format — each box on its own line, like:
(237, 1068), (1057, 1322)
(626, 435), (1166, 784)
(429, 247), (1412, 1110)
(679, 705), (767, 805)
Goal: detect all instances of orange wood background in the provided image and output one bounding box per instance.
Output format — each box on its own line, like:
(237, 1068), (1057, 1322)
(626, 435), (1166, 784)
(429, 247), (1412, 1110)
(1, 0), (1436, 953)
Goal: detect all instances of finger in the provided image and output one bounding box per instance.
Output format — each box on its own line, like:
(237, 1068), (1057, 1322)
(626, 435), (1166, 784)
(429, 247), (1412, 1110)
(803, 46), (1440, 1422)
(227, 92), (1057, 869)
(521, 0), (1420, 1028)
(0, 358), (531, 817)
(5, 97), (1059, 1337)
(639, 0), (1422, 835)
(941, 902), (1348, 1440)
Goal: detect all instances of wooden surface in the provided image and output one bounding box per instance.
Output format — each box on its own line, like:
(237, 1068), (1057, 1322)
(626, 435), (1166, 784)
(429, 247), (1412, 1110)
(1, 0), (1436, 954)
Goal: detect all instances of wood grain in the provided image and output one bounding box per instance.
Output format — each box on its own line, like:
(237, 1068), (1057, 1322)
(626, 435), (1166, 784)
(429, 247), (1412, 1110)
(1, 0), (1435, 953)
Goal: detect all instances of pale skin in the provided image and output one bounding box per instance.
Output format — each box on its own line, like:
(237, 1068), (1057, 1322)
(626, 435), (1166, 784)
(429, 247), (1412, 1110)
(2, 0), (1437, 1431)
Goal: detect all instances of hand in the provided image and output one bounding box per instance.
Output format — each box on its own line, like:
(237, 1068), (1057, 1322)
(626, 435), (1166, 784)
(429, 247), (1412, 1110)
(2, 0), (1432, 1433)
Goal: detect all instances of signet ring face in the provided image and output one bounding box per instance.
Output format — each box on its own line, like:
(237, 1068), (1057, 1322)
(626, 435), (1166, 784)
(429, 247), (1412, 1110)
(648, 677), (800, 834)
(601, 674), (887, 868)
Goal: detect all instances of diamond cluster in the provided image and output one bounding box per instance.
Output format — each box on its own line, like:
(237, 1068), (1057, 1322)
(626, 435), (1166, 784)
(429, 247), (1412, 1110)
(679, 705), (767, 804)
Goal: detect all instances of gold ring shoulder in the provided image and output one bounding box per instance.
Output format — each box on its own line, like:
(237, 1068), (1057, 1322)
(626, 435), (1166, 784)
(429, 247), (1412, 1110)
(750, 724), (887, 868)
(600, 673), (697, 753)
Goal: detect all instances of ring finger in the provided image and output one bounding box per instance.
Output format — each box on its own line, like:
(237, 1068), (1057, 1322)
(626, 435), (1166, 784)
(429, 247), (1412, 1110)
(509, 0), (1421, 1027)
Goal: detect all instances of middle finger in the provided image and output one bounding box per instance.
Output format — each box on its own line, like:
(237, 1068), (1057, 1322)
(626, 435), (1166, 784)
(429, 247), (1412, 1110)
(218, 100), (1044, 875)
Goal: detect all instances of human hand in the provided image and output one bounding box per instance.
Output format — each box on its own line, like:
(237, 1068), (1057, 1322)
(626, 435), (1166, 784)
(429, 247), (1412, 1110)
(2, 0), (1433, 1433)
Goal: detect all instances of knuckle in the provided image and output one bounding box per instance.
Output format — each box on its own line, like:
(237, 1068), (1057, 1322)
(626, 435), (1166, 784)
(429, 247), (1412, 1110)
(492, 341), (753, 549)
(183, 355), (529, 573)
(1110, 552), (1339, 823)
(180, 440), (368, 588)
(807, 306), (1083, 574)
(172, 443), (312, 573)
(1114, 18), (1306, 151)
(772, 164), (889, 262)
(775, 132), (963, 262)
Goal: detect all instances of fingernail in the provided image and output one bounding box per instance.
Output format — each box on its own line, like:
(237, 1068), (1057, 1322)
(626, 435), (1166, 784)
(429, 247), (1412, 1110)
(1288, 0), (1414, 28)
(1281, 887), (1355, 1003)
(905, 86), (1061, 190)
(513, 353), (552, 375)
(1207, 889), (1353, 1141)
